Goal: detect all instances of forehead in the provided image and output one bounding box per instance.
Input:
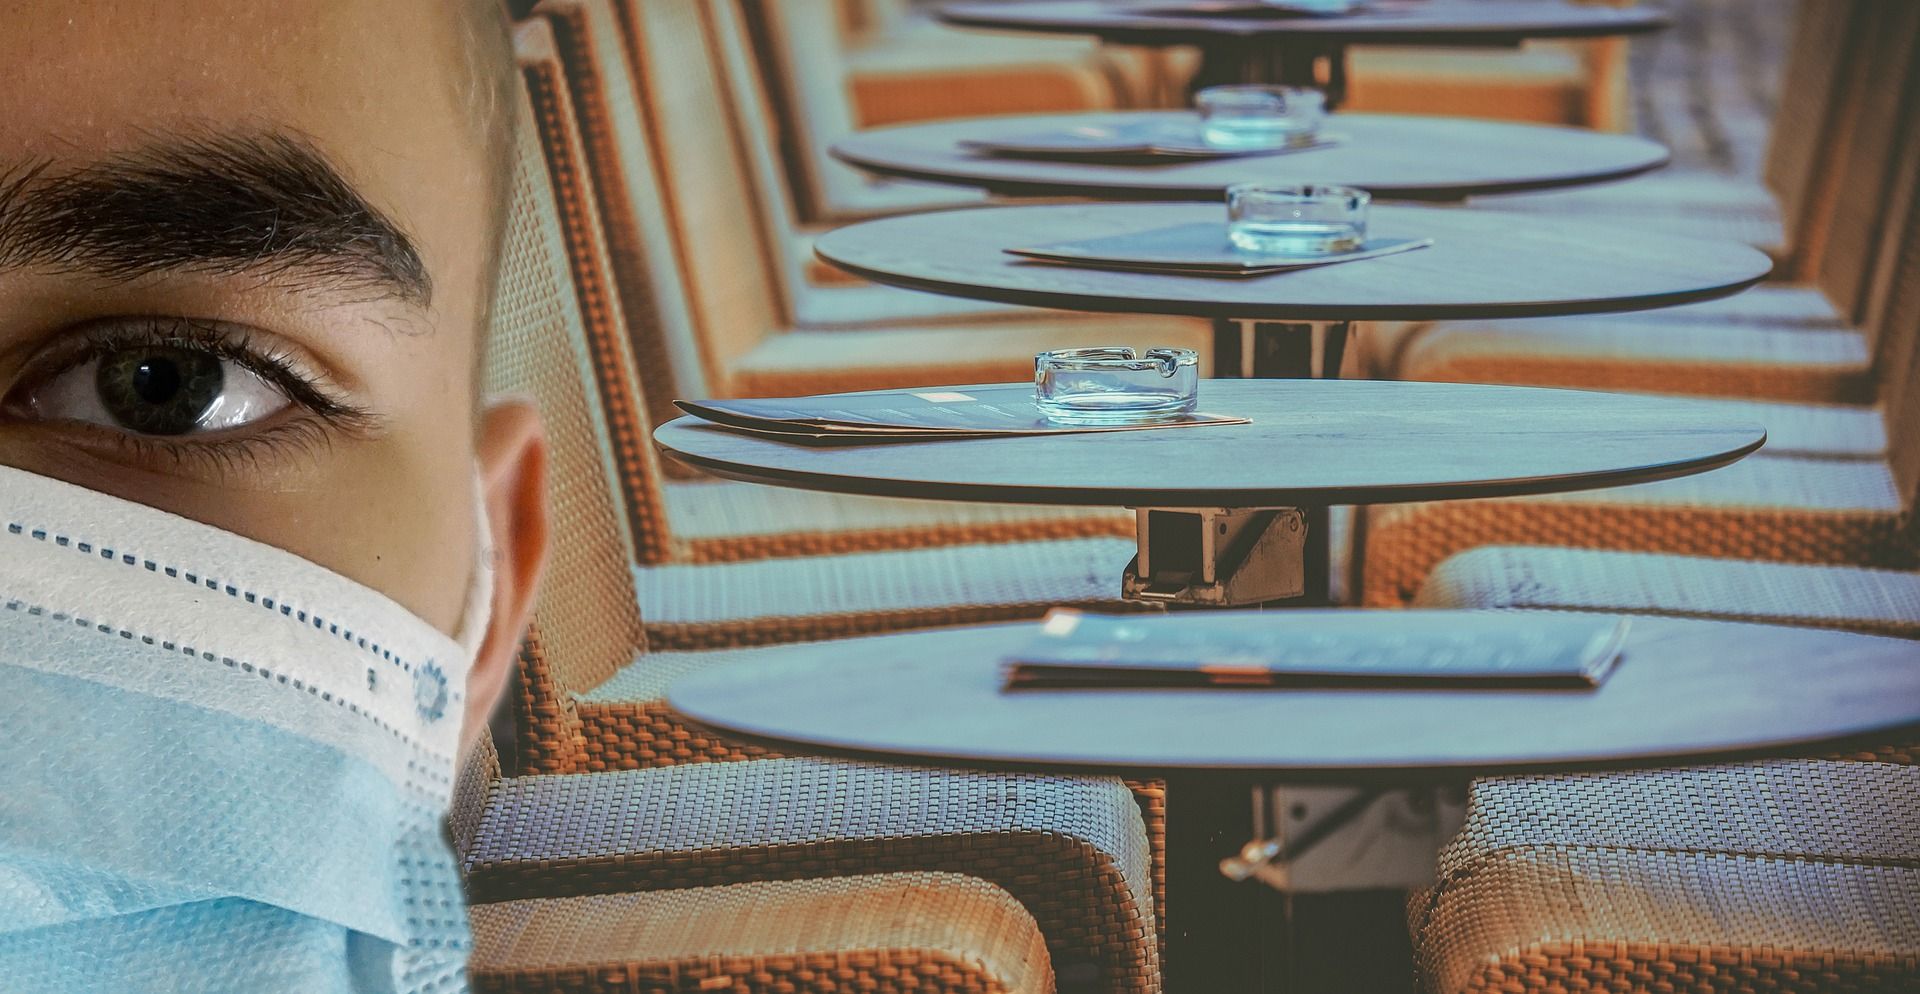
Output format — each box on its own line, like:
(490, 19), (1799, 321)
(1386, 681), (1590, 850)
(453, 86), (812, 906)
(0, 0), (488, 288)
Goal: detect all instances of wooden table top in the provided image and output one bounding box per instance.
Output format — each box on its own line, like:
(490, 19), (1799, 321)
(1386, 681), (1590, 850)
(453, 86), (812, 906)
(813, 202), (1773, 321)
(666, 613), (1920, 779)
(831, 112), (1670, 201)
(936, 0), (1670, 47)
(655, 380), (1766, 507)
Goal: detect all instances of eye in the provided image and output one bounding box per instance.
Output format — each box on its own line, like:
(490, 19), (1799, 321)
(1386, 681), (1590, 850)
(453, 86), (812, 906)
(19, 343), (292, 437)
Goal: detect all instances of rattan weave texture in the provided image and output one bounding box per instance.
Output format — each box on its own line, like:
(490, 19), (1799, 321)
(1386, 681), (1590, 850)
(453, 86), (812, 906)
(1411, 761), (1920, 994)
(463, 757), (1159, 992)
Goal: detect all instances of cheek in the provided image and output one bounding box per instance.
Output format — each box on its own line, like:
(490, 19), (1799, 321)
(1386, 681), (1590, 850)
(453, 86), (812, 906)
(241, 441), (479, 634)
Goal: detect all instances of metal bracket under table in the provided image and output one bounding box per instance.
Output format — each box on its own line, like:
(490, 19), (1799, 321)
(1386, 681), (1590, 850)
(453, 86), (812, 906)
(1123, 506), (1309, 607)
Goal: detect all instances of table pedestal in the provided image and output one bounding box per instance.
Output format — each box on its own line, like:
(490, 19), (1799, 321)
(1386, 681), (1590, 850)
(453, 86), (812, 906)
(1124, 507), (1309, 607)
(1187, 40), (1352, 107)
(1213, 319), (1352, 380)
(1167, 776), (1460, 993)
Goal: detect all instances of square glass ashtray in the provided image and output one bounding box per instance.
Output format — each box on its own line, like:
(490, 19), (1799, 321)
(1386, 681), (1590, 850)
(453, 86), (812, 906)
(1035, 347), (1200, 425)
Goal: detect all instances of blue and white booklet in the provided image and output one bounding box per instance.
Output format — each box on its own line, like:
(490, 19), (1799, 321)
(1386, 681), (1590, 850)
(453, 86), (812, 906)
(1003, 609), (1630, 690)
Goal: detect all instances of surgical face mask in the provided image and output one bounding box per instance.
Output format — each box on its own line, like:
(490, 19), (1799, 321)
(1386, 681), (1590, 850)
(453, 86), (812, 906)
(0, 463), (493, 994)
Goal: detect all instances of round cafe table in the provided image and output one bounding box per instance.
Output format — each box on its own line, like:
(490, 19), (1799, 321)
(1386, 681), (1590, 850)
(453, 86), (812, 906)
(937, 0), (1669, 103)
(667, 613), (1920, 991)
(831, 111), (1671, 202)
(656, 379), (1765, 612)
(814, 201), (1773, 379)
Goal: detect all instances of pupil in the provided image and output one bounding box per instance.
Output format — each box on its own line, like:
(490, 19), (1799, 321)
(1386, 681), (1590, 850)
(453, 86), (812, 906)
(132, 359), (183, 405)
(96, 346), (224, 436)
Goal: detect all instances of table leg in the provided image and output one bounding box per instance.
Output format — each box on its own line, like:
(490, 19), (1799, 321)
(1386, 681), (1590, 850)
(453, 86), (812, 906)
(1211, 320), (1350, 380)
(1188, 41), (1351, 108)
(1163, 773), (1272, 992)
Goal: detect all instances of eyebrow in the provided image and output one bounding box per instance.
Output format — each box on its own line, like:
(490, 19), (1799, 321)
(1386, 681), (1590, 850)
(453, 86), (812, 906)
(0, 131), (431, 306)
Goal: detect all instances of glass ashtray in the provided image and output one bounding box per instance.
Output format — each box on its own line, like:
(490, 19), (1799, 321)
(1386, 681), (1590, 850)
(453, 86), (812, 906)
(1035, 347), (1200, 426)
(1195, 84), (1326, 150)
(1226, 182), (1370, 255)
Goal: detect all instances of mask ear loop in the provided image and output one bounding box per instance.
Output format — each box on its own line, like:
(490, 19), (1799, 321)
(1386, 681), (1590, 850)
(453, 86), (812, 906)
(451, 472), (497, 660)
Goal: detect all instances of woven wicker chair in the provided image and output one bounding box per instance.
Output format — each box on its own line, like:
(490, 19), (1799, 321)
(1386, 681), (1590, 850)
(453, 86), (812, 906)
(1408, 760), (1920, 994)
(514, 19), (1146, 639)
(487, 70), (1159, 990)
(1390, 2), (1918, 403)
(1407, 240), (1920, 631)
(590, 0), (1210, 382)
(1416, 546), (1920, 642)
(1463, 0), (1851, 263)
(1361, 100), (1920, 607)
(1344, 39), (1623, 130)
(735, 0), (984, 224)
(833, 0), (1129, 127)
(488, 55), (1166, 989)
(453, 738), (1061, 994)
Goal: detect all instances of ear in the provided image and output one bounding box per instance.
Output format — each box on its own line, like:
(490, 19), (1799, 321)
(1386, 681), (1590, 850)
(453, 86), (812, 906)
(462, 398), (550, 753)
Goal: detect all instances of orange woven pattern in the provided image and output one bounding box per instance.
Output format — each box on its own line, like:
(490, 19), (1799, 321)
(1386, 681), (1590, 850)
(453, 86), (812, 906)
(575, 700), (777, 770)
(488, 85), (652, 760)
(469, 873), (1054, 994)
(464, 757), (1160, 993)
(1411, 762), (1920, 994)
(1364, 499), (1914, 607)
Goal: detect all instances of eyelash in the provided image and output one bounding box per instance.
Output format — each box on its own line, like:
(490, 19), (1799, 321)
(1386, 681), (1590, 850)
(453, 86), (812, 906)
(5, 316), (381, 472)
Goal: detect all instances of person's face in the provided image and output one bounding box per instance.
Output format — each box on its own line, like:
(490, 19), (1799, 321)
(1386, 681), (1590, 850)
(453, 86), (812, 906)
(0, 0), (546, 745)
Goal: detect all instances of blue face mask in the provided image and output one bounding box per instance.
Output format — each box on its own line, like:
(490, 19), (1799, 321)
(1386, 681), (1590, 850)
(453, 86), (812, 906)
(0, 464), (493, 994)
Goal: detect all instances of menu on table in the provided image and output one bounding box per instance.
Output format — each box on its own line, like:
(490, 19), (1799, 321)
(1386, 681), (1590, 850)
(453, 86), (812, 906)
(1002, 609), (1630, 690)
(677, 385), (1248, 445)
(1008, 222), (1433, 276)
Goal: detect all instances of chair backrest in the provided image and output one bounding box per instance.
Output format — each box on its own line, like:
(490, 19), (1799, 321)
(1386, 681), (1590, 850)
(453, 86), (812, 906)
(1763, 0), (1870, 276)
(485, 22), (664, 767)
(614, 0), (794, 376)
(735, 0), (980, 224)
(735, 0), (870, 224)
(524, 0), (714, 431)
(1811, 2), (1920, 332)
(1870, 146), (1920, 513)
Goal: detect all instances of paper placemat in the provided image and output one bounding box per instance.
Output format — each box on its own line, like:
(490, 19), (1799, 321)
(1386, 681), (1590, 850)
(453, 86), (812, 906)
(1009, 221), (1433, 276)
(677, 385), (1249, 446)
(961, 120), (1342, 163)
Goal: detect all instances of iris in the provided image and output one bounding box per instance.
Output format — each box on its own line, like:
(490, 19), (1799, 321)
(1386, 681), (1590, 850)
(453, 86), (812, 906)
(97, 346), (224, 435)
